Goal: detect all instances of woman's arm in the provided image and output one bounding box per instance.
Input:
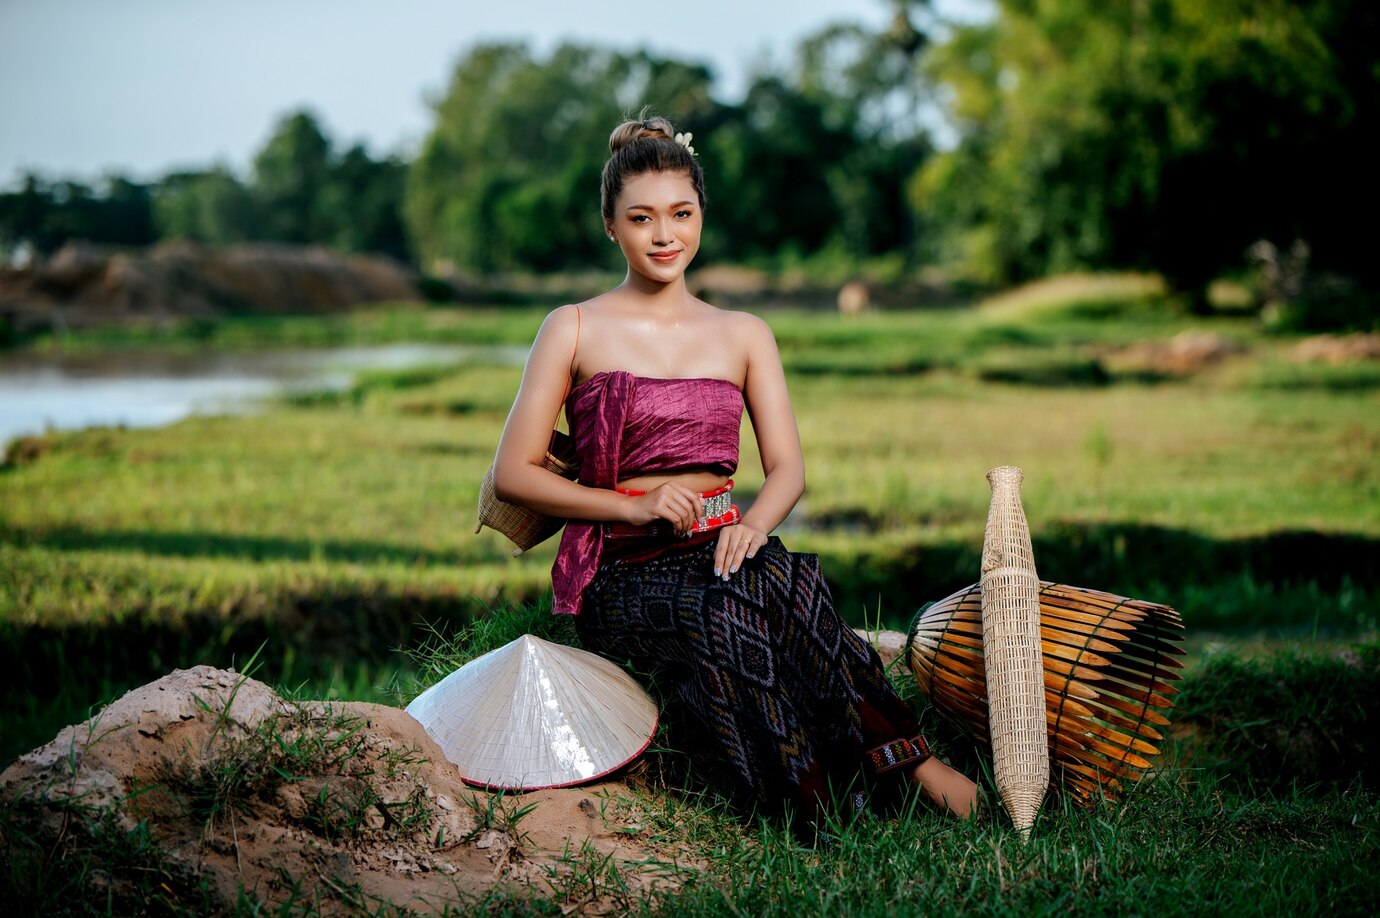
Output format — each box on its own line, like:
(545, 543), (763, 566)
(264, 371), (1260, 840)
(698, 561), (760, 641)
(492, 306), (620, 520)
(491, 305), (706, 530)
(714, 313), (805, 577)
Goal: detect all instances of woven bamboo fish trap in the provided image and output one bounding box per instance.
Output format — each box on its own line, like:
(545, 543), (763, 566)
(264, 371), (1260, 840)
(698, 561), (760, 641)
(475, 431), (580, 555)
(908, 580), (1185, 807)
(979, 466), (1048, 836)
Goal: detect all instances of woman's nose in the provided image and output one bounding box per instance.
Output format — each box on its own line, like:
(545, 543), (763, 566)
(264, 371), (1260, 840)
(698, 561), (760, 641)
(652, 216), (672, 244)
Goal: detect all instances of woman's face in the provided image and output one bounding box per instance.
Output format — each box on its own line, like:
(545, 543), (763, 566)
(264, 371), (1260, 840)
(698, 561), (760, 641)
(605, 170), (702, 286)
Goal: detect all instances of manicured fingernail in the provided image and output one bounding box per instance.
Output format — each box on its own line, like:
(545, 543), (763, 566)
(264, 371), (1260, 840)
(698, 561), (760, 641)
(730, 564), (739, 574)
(714, 567), (721, 577)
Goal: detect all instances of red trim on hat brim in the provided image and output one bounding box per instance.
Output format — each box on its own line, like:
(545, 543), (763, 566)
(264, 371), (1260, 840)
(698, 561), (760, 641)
(457, 714), (661, 791)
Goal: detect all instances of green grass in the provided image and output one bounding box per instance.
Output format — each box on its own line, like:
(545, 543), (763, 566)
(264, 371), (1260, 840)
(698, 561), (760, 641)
(15, 300), (552, 353)
(3, 295), (1378, 762)
(0, 790), (218, 915)
(629, 786), (1377, 917)
(337, 615), (1380, 915)
(2, 288), (1378, 912)
(421, 610), (1380, 916)
(6, 601), (1375, 915)
(1175, 640), (1380, 791)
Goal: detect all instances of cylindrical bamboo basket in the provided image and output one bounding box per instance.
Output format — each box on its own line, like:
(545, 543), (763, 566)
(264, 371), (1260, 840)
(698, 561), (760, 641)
(908, 581), (1184, 807)
(979, 466), (1048, 836)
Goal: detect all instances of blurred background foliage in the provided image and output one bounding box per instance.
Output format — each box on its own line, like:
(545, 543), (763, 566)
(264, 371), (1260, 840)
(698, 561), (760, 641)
(0, 0), (1375, 327)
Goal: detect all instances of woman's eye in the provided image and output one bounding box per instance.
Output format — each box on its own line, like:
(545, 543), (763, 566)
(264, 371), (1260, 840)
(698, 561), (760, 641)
(676, 210), (692, 218)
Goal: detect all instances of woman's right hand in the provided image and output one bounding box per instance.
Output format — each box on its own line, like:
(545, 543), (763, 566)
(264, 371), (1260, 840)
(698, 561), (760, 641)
(623, 482), (704, 535)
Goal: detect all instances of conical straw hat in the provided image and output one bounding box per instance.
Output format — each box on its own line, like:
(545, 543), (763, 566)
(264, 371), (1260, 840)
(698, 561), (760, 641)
(406, 634), (659, 790)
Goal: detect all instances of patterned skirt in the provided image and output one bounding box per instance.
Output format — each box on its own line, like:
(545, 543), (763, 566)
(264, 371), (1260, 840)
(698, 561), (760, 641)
(577, 535), (931, 838)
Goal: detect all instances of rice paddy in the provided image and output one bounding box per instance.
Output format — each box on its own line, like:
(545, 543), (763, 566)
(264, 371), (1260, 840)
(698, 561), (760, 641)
(2, 283), (1377, 913)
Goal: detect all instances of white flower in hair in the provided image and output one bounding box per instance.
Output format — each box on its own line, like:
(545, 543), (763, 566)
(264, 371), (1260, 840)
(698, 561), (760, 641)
(674, 132), (696, 156)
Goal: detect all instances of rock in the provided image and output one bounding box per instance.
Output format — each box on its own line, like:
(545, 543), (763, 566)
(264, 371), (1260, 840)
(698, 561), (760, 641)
(853, 628), (909, 669)
(837, 280), (871, 316)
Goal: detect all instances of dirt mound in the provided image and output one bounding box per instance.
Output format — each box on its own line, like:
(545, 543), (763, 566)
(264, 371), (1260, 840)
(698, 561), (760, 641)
(1291, 332), (1380, 364)
(0, 666), (701, 914)
(0, 240), (420, 335)
(979, 272), (1167, 318)
(1106, 330), (1248, 376)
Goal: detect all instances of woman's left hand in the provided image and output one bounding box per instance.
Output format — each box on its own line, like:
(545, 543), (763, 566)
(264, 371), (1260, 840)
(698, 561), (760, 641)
(713, 523), (768, 581)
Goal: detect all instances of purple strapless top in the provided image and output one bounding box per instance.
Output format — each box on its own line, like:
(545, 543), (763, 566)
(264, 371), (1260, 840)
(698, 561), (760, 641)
(551, 370), (743, 615)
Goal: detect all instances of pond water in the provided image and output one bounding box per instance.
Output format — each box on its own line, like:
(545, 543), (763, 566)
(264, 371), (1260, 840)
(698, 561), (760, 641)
(0, 344), (526, 451)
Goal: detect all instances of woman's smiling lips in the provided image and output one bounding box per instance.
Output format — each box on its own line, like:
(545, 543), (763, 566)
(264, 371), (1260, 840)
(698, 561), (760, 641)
(648, 250), (682, 262)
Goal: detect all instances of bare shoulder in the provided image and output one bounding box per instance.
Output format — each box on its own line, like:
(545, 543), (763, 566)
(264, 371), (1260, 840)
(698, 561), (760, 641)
(701, 303), (770, 337)
(543, 302), (583, 328)
(720, 309), (778, 355)
(702, 308), (778, 385)
(535, 301), (588, 344)
(729, 309), (774, 336)
(528, 305), (585, 372)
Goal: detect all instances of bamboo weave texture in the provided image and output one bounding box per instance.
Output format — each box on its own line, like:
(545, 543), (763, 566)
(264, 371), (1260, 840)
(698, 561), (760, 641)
(474, 430), (580, 555)
(979, 465), (1048, 836)
(909, 581), (1185, 806)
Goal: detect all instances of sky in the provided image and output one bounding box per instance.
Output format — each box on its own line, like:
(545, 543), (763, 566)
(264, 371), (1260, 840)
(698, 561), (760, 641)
(0, 0), (986, 187)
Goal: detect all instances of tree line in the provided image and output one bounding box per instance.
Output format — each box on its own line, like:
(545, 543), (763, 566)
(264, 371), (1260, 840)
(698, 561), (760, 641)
(0, 112), (410, 262)
(1, 0), (1373, 321)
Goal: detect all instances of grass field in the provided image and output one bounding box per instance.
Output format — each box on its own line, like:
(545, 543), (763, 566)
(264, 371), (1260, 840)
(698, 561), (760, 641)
(2, 282), (1378, 912)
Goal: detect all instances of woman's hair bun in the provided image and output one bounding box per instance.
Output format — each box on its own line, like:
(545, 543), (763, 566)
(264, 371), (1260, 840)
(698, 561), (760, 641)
(608, 115), (676, 154)
(599, 110), (705, 221)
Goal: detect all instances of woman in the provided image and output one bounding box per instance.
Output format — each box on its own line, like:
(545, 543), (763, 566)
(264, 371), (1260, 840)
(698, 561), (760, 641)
(492, 116), (976, 837)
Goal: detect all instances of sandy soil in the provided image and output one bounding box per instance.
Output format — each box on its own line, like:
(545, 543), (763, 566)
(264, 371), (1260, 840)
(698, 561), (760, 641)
(2, 631), (909, 912)
(0, 666), (710, 914)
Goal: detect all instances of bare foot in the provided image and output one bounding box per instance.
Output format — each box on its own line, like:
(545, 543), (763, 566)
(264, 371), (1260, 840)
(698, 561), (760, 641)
(910, 757), (979, 819)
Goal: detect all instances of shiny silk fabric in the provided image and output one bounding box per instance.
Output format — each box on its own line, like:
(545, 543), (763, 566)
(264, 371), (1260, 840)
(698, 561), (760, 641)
(551, 370), (743, 615)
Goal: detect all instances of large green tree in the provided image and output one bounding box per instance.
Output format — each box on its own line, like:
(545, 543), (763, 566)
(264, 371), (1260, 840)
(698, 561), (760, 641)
(915, 0), (1378, 294)
(154, 167), (258, 244)
(754, 8), (933, 262)
(405, 43), (718, 273)
(251, 111), (333, 244)
(152, 115), (409, 259)
(318, 145), (410, 260)
(406, 35), (937, 274)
